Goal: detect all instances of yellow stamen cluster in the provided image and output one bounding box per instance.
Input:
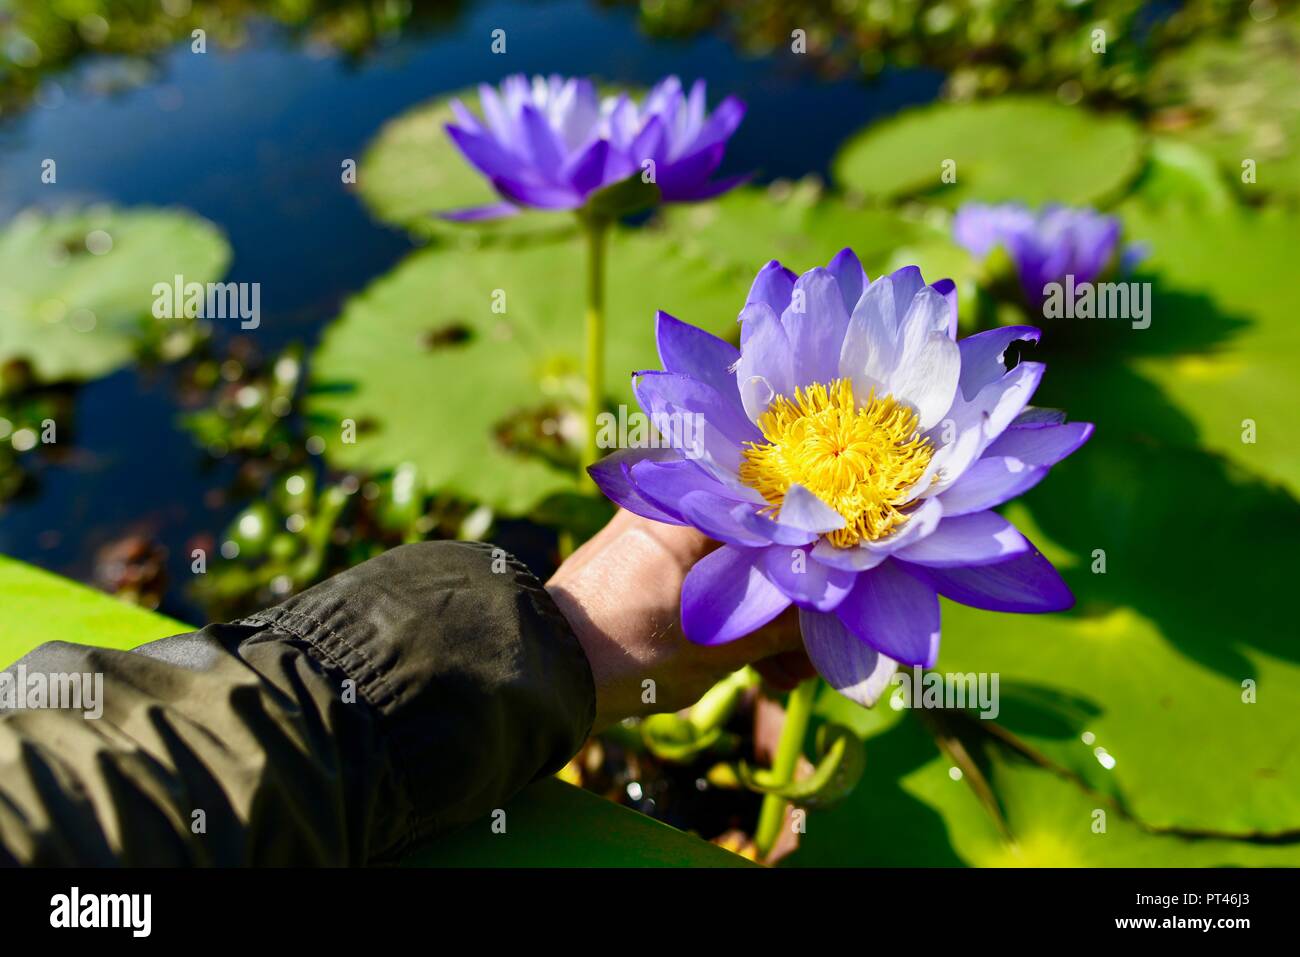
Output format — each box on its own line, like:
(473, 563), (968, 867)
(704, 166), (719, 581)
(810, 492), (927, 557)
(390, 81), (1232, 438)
(739, 379), (933, 548)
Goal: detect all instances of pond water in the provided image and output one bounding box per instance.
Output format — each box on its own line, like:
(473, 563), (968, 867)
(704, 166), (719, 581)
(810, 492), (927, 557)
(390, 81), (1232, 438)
(0, 0), (943, 622)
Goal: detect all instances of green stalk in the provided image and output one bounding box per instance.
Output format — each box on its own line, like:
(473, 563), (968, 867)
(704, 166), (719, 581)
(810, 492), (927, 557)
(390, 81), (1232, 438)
(579, 215), (609, 493)
(754, 677), (819, 859)
(689, 667), (759, 733)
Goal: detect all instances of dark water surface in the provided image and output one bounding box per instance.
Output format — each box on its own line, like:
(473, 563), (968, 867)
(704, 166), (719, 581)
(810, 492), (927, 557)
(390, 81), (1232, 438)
(0, 0), (943, 621)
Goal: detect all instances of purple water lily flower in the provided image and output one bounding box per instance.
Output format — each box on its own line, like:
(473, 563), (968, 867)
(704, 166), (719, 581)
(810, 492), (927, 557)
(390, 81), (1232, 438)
(590, 250), (1093, 706)
(953, 202), (1142, 308)
(443, 74), (746, 220)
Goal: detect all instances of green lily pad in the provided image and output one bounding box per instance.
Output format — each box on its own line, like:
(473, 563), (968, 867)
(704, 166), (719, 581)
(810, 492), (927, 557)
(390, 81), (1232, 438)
(658, 180), (942, 277)
(407, 777), (751, 867)
(354, 90), (573, 244)
(832, 97), (1145, 209)
(1146, 8), (1300, 202)
(1125, 138), (1235, 214)
(0, 207), (230, 383)
(1114, 203), (1300, 497)
(306, 231), (750, 516)
(792, 709), (1300, 866)
(0, 555), (187, 664)
(930, 432), (1300, 839)
(963, 199), (1300, 836)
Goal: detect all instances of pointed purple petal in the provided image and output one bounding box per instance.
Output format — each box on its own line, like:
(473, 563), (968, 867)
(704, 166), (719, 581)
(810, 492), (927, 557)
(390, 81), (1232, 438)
(630, 115), (667, 166)
(826, 248), (867, 316)
(904, 545), (1074, 613)
(937, 456), (1048, 516)
(588, 447), (688, 525)
(563, 137), (616, 195)
(655, 311), (743, 414)
(629, 457), (758, 511)
(518, 104), (566, 181)
(931, 277), (959, 339)
(800, 609), (899, 707)
(778, 484), (846, 534)
(884, 266), (926, 323)
(810, 539), (889, 572)
(893, 511), (1029, 567)
(887, 287), (961, 431)
(984, 421), (1094, 467)
(476, 84), (512, 141)
(449, 99), (482, 133)
(632, 371), (760, 485)
(445, 123), (518, 180)
(835, 561), (941, 668)
(783, 267), (852, 387)
(746, 260), (797, 316)
(632, 370), (760, 449)
(681, 545), (791, 645)
(761, 547), (855, 611)
(984, 360), (1046, 439)
(956, 325), (1041, 401)
(658, 143), (727, 199)
(679, 491), (774, 547)
(735, 508), (819, 547)
(736, 302), (795, 418)
(687, 95), (746, 153)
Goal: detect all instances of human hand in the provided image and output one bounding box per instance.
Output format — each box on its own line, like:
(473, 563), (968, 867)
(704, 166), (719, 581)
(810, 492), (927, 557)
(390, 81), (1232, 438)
(546, 509), (814, 732)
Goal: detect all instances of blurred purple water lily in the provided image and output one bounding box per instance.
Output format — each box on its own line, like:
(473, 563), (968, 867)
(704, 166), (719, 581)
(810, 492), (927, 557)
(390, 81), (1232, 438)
(953, 202), (1143, 308)
(443, 74), (746, 220)
(590, 250), (1093, 706)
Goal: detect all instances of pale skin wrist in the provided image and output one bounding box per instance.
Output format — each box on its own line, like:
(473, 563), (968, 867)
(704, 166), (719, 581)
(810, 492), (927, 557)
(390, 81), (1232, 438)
(546, 510), (808, 733)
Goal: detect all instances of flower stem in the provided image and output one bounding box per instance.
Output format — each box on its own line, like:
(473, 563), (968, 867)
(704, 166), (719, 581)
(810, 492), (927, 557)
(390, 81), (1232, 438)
(580, 215), (609, 493)
(754, 676), (819, 860)
(689, 667), (759, 733)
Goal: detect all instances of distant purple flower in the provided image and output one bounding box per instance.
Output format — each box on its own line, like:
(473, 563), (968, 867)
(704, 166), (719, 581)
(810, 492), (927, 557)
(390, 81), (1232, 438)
(442, 74), (746, 220)
(953, 202), (1140, 307)
(591, 250), (1092, 706)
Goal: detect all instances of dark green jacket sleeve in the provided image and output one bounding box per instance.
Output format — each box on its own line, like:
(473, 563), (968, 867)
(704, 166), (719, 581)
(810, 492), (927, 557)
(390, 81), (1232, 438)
(0, 541), (595, 866)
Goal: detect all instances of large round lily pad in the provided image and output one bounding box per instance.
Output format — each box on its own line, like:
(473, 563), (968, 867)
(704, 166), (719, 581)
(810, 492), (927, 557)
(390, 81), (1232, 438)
(355, 90), (574, 244)
(0, 207), (230, 383)
(1115, 203), (1300, 498)
(306, 231), (752, 516)
(832, 97), (1145, 209)
(931, 436), (1300, 839)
